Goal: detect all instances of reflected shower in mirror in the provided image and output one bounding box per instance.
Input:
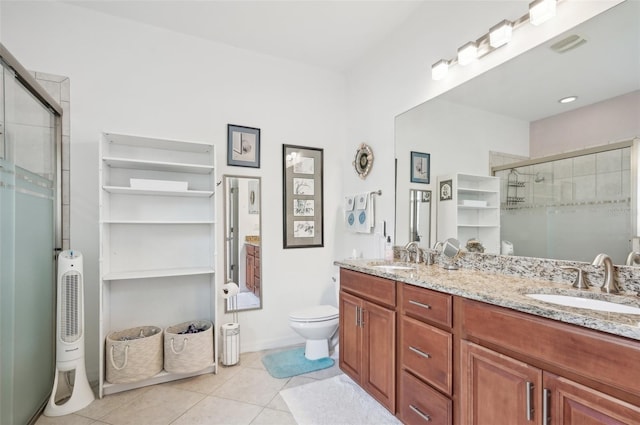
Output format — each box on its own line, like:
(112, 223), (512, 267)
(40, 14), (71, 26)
(409, 189), (432, 249)
(493, 143), (632, 264)
(224, 175), (262, 312)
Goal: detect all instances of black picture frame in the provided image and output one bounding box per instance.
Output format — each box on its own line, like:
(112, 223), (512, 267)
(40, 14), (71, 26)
(282, 144), (324, 249)
(439, 179), (453, 201)
(410, 151), (430, 184)
(227, 124), (260, 168)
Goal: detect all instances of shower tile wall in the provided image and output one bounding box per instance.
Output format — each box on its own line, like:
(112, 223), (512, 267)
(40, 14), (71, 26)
(31, 71), (70, 250)
(500, 147), (630, 206)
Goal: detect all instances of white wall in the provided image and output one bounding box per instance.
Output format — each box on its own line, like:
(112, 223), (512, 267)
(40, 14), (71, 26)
(1, 1), (347, 380)
(1, 0), (622, 382)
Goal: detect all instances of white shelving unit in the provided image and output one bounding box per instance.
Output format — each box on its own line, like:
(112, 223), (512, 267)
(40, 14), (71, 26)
(437, 173), (500, 254)
(98, 132), (217, 397)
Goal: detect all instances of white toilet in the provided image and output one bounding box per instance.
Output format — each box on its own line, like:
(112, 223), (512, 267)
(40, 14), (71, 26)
(288, 277), (340, 360)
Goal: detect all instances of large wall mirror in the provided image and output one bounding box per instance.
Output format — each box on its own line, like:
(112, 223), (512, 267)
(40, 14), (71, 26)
(224, 175), (262, 312)
(395, 1), (640, 264)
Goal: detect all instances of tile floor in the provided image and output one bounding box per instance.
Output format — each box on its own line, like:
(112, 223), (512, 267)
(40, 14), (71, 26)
(35, 347), (343, 425)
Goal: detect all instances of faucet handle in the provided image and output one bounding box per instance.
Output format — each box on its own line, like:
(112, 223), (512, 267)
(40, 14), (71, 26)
(561, 266), (589, 290)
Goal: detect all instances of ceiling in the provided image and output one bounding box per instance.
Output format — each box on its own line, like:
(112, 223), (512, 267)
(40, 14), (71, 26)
(67, 0), (428, 73)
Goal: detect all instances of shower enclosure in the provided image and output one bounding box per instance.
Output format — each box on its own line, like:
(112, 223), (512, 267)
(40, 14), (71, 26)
(493, 140), (635, 264)
(0, 45), (62, 424)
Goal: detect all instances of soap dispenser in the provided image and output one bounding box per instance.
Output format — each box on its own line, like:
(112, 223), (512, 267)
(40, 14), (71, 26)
(385, 236), (394, 261)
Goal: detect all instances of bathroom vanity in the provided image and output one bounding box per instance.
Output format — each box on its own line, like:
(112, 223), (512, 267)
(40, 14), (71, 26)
(336, 260), (640, 425)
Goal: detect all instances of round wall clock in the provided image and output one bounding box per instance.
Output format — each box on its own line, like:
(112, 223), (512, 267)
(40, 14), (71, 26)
(353, 143), (374, 179)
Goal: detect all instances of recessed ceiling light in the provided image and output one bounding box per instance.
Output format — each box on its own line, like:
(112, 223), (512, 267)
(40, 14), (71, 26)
(559, 96), (578, 104)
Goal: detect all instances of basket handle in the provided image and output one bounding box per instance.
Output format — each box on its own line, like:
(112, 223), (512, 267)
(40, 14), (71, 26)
(170, 337), (188, 354)
(109, 345), (129, 370)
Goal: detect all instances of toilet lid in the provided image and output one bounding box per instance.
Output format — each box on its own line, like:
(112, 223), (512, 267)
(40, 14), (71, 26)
(289, 305), (339, 322)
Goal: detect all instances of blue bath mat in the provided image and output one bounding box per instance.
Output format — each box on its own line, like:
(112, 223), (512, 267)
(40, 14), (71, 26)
(262, 347), (334, 379)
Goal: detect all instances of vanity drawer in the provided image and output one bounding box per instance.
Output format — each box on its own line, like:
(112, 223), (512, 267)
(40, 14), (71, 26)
(399, 370), (452, 425)
(246, 244), (255, 255)
(340, 269), (396, 308)
(401, 284), (452, 328)
(400, 316), (452, 395)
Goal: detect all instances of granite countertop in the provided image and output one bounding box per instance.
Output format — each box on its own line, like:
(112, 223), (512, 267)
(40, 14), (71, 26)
(334, 258), (640, 342)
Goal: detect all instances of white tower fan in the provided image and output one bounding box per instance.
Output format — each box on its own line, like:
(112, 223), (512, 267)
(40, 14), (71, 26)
(44, 250), (94, 416)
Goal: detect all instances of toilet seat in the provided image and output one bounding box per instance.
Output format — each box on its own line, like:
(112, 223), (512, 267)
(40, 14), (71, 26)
(289, 305), (338, 322)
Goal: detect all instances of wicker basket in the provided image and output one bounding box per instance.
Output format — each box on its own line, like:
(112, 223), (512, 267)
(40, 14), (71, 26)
(106, 325), (163, 384)
(164, 320), (214, 374)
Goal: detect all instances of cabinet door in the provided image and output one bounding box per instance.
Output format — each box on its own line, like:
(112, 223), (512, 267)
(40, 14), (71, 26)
(461, 341), (542, 425)
(363, 300), (396, 412)
(544, 372), (640, 425)
(339, 291), (363, 382)
(246, 252), (254, 291)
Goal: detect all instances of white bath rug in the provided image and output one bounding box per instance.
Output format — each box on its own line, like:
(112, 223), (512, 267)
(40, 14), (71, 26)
(280, 374), (401, 425)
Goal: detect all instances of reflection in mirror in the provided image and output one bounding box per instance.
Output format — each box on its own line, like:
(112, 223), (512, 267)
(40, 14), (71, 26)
(493, 143), (633, 264)
(224, 175), (262, 312)
(409, 190), (431, 249)
(395, 2), (640, 265)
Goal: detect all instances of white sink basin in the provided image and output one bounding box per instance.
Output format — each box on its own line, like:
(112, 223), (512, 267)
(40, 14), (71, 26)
(526, 293), (640, 315)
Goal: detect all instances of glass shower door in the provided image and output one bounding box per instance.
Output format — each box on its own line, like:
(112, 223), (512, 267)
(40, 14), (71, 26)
(0, 59), (58, 425)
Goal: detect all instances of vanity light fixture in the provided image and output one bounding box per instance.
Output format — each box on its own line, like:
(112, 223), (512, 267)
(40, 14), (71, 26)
(431, 59), (450, 80)
(559, 95), (577, 104)
(457, 41), (478, 66)
(529, 0), (557, 26)
(489, 20), (513, 48)
(431, 0), (563, 80)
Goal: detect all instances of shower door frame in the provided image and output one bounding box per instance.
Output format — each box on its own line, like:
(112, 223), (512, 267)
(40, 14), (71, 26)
(0, 43), (63, 250)
(0, 43), (63, 424)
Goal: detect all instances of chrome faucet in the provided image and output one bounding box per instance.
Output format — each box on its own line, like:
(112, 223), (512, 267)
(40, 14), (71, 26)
(592, 253), (621, 294)
(403, 241), (421, 263)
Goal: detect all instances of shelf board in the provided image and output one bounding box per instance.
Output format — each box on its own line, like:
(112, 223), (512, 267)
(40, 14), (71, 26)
(101, 220), (215, 224)
(104, 132), (213, 153)
(103, 185), (214, 197)
(102, 364), (216, 396)
(103, 267), (215, 281)
(103, 157), (214, 174)
(458, 188), (498, 194)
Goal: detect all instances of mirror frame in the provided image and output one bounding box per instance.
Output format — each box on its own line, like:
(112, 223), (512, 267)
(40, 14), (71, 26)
(223, 174), (262, 312)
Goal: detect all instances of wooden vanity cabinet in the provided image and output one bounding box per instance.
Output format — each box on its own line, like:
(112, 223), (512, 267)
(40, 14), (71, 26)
(460, 299), (640, 425)
(339, 269), (396, 412)
(398, 283), (453, 425)
(245, 244), (260, 296)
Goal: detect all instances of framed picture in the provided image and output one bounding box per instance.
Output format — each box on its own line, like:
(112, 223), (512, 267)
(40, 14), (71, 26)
(439, 179), (453, 201)
(410, 151), (430, 184)
(282, 144), (324, 248)
(227, 124), (260, 168)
